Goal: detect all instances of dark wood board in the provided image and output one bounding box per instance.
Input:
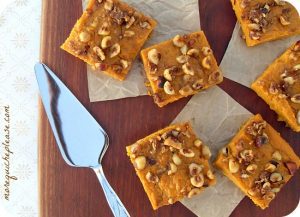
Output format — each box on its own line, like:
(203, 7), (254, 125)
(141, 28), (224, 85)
(39, 0), (300, 216)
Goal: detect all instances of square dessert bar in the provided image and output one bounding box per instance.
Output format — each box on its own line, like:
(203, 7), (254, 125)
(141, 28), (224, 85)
(126, 123), (216, 210)
(251, 41), (300, 132)
(61, 0), (156, 81)
(140, 31), (223, 107)
(215, 114), (300, 209)
(230, 0), (300, 46)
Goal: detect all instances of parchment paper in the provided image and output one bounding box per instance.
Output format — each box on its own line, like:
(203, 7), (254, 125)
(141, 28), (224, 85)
(221, 23), (300, 87)
(83, 0), (200, 102)
(173, 86), (252, 217)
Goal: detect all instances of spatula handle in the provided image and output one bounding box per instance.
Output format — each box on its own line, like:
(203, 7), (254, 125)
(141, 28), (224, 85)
(93, 165), (130, 217)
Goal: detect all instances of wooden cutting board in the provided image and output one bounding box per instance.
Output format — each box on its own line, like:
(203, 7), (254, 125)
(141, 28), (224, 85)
(39, 0), (300, 216)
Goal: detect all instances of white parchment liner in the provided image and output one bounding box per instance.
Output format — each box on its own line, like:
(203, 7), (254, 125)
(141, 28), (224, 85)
(221, 23), (300, 87)
(83, 0), (200, 102)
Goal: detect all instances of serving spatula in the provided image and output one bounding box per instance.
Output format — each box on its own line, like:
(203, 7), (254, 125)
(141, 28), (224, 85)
(34, 63), (130, 217)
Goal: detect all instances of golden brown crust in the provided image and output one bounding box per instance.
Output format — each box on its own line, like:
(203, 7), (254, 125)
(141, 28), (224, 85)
(61, 0), (157, 81)
(126, 123), (216, 210)
(231, 0), (300, 47)
(140, 31), (223, 107)
(215, 114), (300, 209)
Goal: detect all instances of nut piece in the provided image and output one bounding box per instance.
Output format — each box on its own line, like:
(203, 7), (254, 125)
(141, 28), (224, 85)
(163, 68), (173, 81)
(164, 137), (182, 149)
(101, 36), (112, 49)
(173, 35), (185, 47)
(187, 188), (201, 198)
(179, 148), (195, 158)
(270, 172), (283, 183)
(167, 163), (178, 175)
(93, 46), (106, 61)
(202, 145), (211, 159)
(98, 22), (110, 35)
(125, 16), (135, 29)
(139, 21), (151, 29)
(229, 158), (240, 173)
(109, 43), (121, 58)
(148, 49), (160, 65)
(124, 30), (135, 37)
(182, 63), (195, 75)
(265, 162), (276, 173)
(194, 139), (202, 147)
(249, 31), (261, 40)
(79, 31), (91, 42)
(279, 16), (290, 26)
(187, 49), (199, 57)
(269, 82), (278, 95)
(179, 85), (194, 96)
(190, 173), (204, 187)
(120, 59), (129, 69)
(104, 0), (114, 11)
(189, 163), (203, 176)
(284, 161), (298, 175)
(172, 153), (182, 165)
(134, 156), (146, 170)
(272, 151), (282, 161)
(206, 170), (215, 180)
(248, 23), (261, 31)
(271, 188), (281, 193)
(263, 192), (275, 201)
(181, 45), (188, 55)
(283, 76), (295, 85)
(202, 47), (212, 56)
(192, 79), (204, 90)
(146, 172), (159, 183)
(163, 81), (175, 95)
(202, 56), (212, 69)
(246, 164), (257, 174)
(274, 0), (286, 6)
(293, 64), (300, 71)
(176, 55), (189, 64)
(291, 94), (300, 104)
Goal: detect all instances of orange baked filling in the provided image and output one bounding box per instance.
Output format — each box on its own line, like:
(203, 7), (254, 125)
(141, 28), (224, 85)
(126, 123), (216, 210)
(61, 0), (156, 81)
(230, 0), (300, 47)
(140, 31), (223, 107)
(215, 114), (300, 209)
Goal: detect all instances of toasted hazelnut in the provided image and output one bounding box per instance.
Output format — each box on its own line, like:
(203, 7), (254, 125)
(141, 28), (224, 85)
(79, 31), (91, 42)
(163, 81), (175, 95)
(208, 71), (222, 84)
(263, 192), (275, 201)
(134, 156), (146, 170)
(284, 161), (298, 175)
(189, 163), (203, 176)
(179, 85), (194, 96)
(164, 137), (182, 149)
(202, 145), (211, 159)
(176, 55), (189, 64)
(248, 23), (260, 31)
(120, 59), (129, 69)
(109, 43), (121, 58)
(229, 158), (239, 173)
(104, 0), (114, 11)
(187, 188), (201, 198)
(182, 63), (195, 76)
(187, 49), (199, 57)
(168, 198), (174, 204)
(194, 139), (202, 147)
(272, 151), (282, 161)
(101, 36), (112, 49)
(202, 56), (212, 69)
(255, 133), (269, 147)
(179, 148), (195, 158)
(241, 173), (250, 179)
(221, 147), (229, 156)
(246, 164), (257, 174)
(240, 149), (254, 162)
(284, 76), (295, 85)
(249, 31), (261, 40)
(163, 68), (173, 81)
(279, 16), (290, 26)
(98, 22), (110, 35)
(206, 170), (215, 180)
(139, 21), (151, 29)
(265, 163), (276, 173)
(173, 35), (185, 47)
(172, 153), (182, 165)
(270, 172), (283, 183)
(167, 163), (178, 175)
(291, 94), (300, 104)
(125, 16), (135, 29)
(192, 79), (204, 90)
(148, 49), (160, 65)
(123, 30), (135, 37)
(146, 172), (159, 183)
(271, 188), (281, 193)
(190, 173), (204, 187)
(180, 45), (188, 55)
(93, 46), (106, 61)
(293, 64), (300, 71)
(202, 47), (212, 56)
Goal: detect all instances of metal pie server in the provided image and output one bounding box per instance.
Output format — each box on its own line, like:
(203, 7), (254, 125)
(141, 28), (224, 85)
(34, 63), (130, 217)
